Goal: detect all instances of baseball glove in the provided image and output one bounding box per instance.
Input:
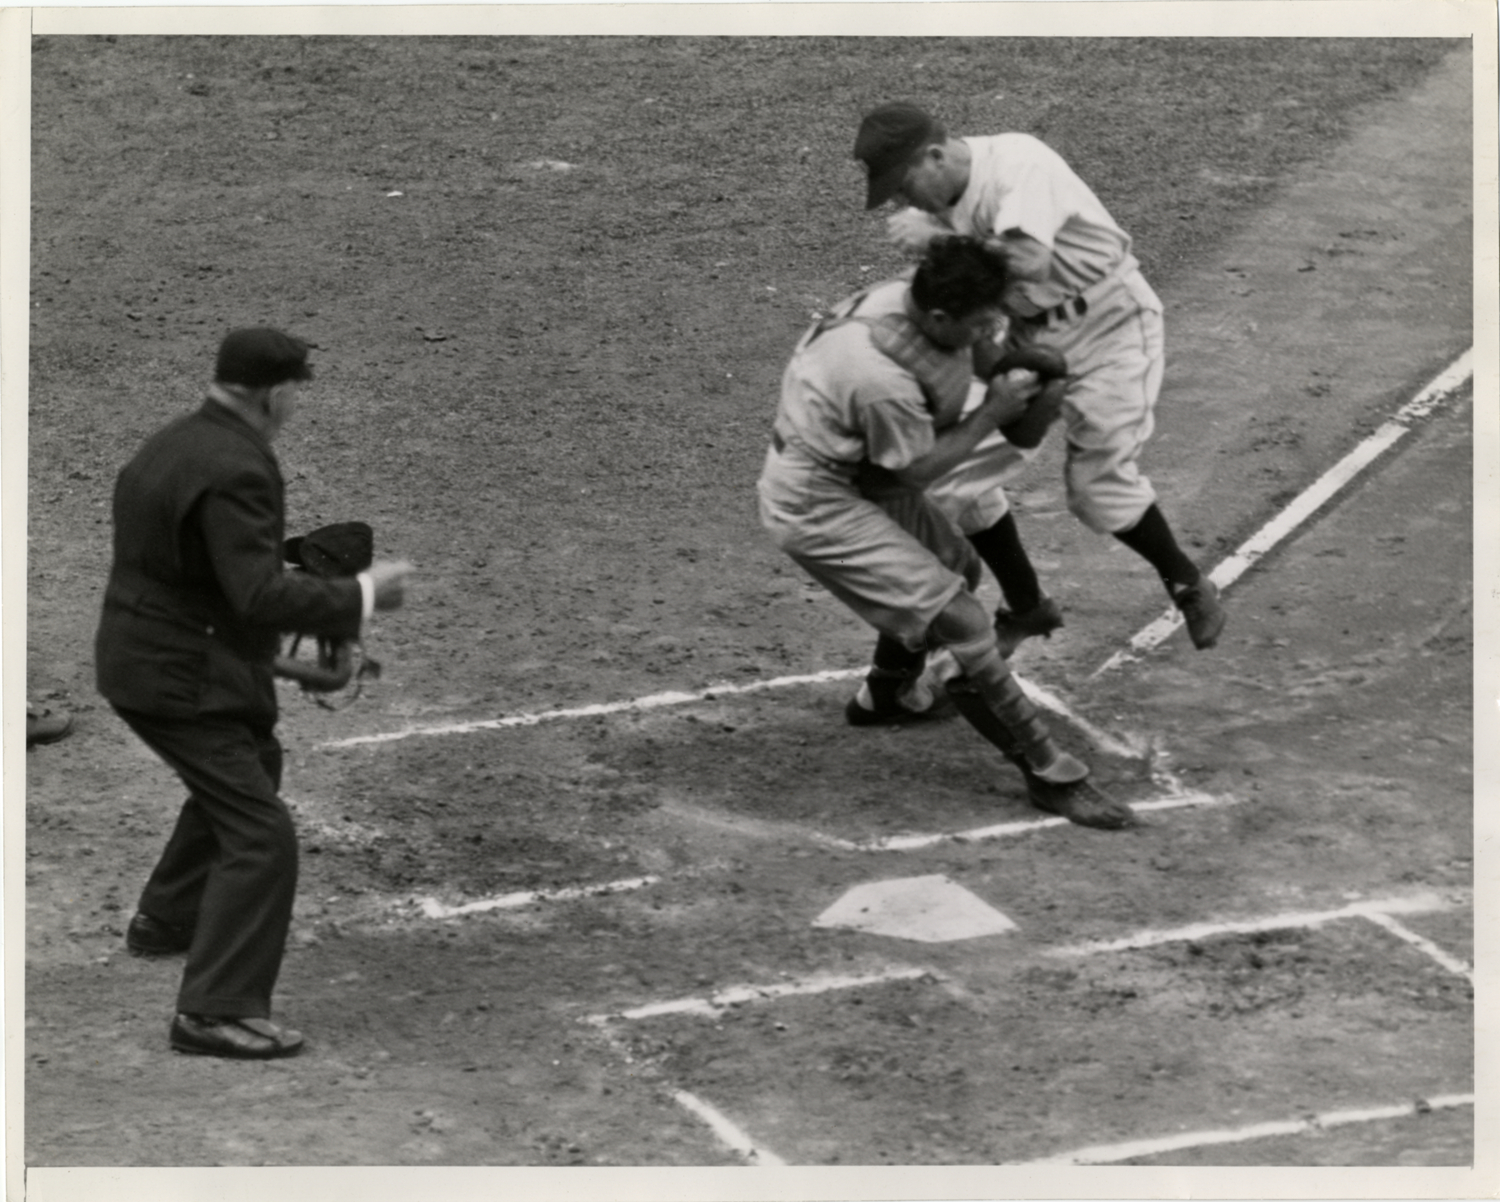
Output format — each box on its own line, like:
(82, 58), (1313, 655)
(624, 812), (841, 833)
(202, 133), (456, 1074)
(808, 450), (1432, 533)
(978, 344), (1070, 450)
(273, 521), (383, 706)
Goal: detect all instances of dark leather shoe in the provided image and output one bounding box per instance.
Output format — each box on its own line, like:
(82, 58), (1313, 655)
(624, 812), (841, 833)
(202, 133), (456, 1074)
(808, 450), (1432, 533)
(26, 705), (74, 747)
(1024, 772), (1138, 830)
(993, 595), (1065, 658)
(126, 912), (193, 957)
(170, 1013), (304, 1059)
(1172, 576), (1226, 650)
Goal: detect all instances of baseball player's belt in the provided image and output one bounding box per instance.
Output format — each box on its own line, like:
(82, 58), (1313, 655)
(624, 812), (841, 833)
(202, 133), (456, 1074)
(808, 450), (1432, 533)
(1020, 295), (1089, 327)
(1018, 255), (1142, 327)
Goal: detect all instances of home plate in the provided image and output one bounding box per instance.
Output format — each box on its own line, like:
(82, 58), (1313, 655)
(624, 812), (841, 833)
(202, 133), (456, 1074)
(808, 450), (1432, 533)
(814, 875), (1018, 942)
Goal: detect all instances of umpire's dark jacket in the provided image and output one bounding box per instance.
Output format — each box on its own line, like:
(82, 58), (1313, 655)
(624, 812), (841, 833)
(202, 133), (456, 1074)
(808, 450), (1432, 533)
(96, 399), (361, 723)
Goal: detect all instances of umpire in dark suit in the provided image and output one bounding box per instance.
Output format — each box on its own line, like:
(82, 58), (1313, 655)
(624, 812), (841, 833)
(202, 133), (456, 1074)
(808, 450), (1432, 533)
(96, 328), (413, 1059)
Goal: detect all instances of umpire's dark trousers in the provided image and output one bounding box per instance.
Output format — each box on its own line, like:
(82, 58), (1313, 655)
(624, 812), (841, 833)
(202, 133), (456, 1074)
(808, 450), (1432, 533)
(114, 707), (298, 1019)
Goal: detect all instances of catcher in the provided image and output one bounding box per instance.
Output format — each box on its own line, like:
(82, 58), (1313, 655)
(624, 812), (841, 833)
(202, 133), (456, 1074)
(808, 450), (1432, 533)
(758, 235), (1134, 829)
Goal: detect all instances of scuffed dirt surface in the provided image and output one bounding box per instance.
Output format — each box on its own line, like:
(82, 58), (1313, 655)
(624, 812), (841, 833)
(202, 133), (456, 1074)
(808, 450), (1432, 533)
(22, 35), (1473, 1175)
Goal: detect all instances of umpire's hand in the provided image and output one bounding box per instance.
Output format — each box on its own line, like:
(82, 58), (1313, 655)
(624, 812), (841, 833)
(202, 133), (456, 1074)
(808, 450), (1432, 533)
(368, 560), (415, 611)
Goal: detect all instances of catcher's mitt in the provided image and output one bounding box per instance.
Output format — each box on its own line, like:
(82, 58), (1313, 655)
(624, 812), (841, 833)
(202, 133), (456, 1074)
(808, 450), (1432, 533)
(273, 521), (382, 707)
(980, 344), (1070, 450)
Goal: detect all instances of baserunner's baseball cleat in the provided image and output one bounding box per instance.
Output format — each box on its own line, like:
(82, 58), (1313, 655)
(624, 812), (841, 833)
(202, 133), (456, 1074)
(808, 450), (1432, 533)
(993, 595), (1064, 658)
(1173, 576), (1226, 650)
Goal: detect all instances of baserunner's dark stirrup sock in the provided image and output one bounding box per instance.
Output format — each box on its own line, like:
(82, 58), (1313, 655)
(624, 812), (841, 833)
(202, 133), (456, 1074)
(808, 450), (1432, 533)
(871, 634), (925, 676)
(967, 513), (1042, 613)
(1112, 504), (1201, 593)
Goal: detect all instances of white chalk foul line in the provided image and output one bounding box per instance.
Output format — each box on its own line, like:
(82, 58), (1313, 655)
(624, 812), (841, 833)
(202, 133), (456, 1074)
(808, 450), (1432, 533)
(1356, 909), (1473, 983)
(1092, 349), (1473, 678)
(1008, 1092), (1474, 1166)
(1047, 892), (1456, 958)
(315, 668), (865, 749)
(319, 665), (1133, 755)
(812, 791), (1232, 852)
(671, 1090), (788, 1167)
(586, 965), (937, 1024)
(416, 874), (659, 918)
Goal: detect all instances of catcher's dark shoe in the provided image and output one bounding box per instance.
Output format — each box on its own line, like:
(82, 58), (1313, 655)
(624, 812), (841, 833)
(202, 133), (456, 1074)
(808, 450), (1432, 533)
(844, 679), (954, 727)
(1022, 772), (1138, 831)
(25, 705), (74, 747)
(1173, 577), (1226, 650)
(994, 596), (1064, 658)
(170, 1014), (304, 1060)
(126, 912), (193, 958)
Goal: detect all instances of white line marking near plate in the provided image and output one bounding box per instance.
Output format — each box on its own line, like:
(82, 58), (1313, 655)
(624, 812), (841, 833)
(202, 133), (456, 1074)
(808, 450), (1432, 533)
(1022, 677), (1147, 759)
(1047, 892), (1456, 958)
(1007, 1092), (1474, 1165)
(812, 792), (1232, 852)
(315, 668), (866, 749)
(319, 665), (1118, 753)
(1356, 910), (1474, 982)
(416, 874), (659, 918)
(586, 965), (936, 1023)
(671, 1090), (787, 1166)
(1092, 349), (1473, 677)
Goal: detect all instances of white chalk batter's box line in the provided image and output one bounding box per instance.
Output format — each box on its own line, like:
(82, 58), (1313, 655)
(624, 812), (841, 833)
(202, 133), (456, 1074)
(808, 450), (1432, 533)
(356, 738), (1222, 919)
(583, 889), (1469, 1027)
(315, 349), (1472, 749)
(1006, 1092), (1475, 1167)
(400, 777), (1230, 917)
(387, 663), (1224, 918)
(666, 1087), (1476, 1170)
(581, 890), (1469, 1167)
(402, 786), (1232, 919)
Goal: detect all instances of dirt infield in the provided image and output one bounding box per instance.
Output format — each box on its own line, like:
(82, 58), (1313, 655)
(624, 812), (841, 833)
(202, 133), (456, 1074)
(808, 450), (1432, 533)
(20, 33), (1475, 1183)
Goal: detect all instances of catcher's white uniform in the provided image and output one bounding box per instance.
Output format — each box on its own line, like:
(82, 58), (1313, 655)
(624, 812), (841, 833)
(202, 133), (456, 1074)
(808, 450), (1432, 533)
(903, 132), (1165, 536)
(757, 279), (983, 649)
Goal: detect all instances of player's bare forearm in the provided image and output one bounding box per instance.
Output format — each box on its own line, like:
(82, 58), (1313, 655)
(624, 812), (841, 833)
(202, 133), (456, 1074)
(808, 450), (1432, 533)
(894, 377), (1038, 488)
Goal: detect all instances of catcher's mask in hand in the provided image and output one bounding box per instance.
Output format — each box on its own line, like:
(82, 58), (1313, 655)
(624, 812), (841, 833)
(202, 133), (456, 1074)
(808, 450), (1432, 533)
(275, 521), (383, 708)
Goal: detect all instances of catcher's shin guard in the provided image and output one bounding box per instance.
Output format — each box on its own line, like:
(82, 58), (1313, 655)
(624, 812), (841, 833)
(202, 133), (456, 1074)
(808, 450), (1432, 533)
(943, 664), (1083, 784)
(944, 677), (1137, 831)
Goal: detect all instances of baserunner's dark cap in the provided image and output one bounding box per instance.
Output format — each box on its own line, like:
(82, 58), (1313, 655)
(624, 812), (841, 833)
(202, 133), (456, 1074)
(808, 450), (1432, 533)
(854, 102), (937, 210)
(214, 327), (314, 388)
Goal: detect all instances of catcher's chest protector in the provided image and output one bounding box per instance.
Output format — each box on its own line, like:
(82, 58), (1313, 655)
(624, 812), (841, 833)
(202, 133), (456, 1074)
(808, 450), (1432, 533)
(808, 293), (973, 425)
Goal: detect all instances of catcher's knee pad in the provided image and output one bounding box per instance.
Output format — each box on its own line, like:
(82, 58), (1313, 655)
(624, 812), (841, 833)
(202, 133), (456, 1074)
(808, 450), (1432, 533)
(928, 593), (1002, 678)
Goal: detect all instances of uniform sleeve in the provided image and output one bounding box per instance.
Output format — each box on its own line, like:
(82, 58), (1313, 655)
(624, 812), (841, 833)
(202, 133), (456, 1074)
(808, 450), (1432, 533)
(987, 140), (1072, 250)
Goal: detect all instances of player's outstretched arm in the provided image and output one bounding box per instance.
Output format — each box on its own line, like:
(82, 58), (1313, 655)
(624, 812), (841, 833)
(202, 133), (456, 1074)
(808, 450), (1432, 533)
(894, 373), (1041, 489)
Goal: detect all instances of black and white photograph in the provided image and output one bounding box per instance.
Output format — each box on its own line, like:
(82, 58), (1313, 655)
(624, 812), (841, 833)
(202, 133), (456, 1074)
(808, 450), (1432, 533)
(7, 2), (1495, 1198)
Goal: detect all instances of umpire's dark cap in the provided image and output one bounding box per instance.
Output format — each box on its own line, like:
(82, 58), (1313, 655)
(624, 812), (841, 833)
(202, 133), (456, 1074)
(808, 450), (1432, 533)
(855, 102), (938, 210)
(214, 327), (314, 388)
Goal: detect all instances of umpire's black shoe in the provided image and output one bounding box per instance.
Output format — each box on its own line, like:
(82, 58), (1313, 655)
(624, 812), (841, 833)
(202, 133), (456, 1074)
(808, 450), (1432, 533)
(170, 1014), (304, 1060)
(1172, 577), (1226, 650)
(126, 912), (194, 958)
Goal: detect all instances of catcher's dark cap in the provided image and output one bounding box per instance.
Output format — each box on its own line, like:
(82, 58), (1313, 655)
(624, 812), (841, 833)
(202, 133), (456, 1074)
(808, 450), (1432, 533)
(854, 102), (938, 210)
(214, 327), (314, 389)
